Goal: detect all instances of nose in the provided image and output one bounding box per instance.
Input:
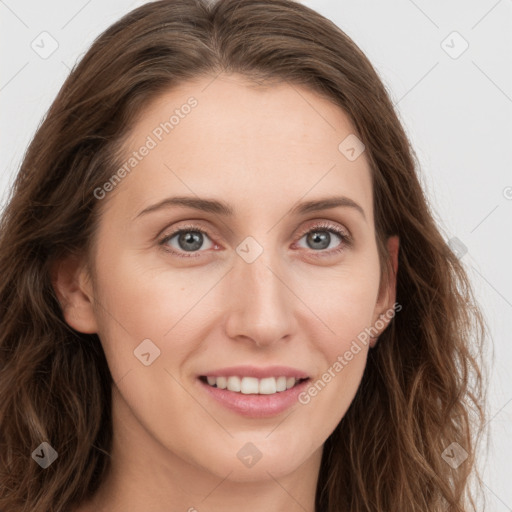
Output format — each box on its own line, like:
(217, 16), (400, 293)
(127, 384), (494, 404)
(224, 248), (296, 348)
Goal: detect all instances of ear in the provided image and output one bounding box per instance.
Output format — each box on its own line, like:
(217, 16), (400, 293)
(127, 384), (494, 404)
(370, 235), (399, 348)
(50, 254), (98, 334)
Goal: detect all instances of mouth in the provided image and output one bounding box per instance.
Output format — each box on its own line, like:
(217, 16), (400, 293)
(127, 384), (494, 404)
(197, 374), (311, 418)
(198, 375), (310, 395)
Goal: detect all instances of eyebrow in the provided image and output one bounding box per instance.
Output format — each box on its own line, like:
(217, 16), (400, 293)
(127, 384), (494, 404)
(134, 195), (366, 221)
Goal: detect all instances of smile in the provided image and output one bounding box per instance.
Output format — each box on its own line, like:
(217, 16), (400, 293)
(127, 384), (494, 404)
(199, 375), (308, 395)
(197, 375), (311, 418)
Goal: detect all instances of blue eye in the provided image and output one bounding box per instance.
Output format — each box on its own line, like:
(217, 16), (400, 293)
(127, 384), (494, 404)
(295, 225), (349, 253)
(160, 227), (214, 258)
(159, 222), (351, 258)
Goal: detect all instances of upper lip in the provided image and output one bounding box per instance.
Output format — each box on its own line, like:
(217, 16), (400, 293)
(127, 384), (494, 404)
(199, 365), (310, 379)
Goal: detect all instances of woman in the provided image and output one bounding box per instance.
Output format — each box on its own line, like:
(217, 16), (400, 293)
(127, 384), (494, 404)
(0, 0), (487, 510)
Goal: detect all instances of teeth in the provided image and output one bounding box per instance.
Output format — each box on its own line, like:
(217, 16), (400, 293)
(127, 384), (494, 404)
(204, 375), (304, 394)
(227, 376), (241, 392)
(276, 376), (287, 392)
(258, 377), (276, 394)
(240, 377), (259, 394)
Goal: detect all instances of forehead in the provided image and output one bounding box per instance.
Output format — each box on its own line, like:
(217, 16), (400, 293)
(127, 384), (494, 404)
(106, 74), (374, 223)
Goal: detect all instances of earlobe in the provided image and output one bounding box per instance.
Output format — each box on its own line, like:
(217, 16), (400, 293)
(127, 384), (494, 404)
(50, 255), (98, 334)
(370, 235), (399, 347)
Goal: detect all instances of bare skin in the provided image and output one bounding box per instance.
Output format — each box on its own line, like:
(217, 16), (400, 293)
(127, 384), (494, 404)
(53, 73), (398, 512)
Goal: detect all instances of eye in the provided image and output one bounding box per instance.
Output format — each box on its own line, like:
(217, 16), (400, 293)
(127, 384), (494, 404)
(294, 222), (351, 257)
(159, 225), (216, 258)
(159, 221), (352, 258)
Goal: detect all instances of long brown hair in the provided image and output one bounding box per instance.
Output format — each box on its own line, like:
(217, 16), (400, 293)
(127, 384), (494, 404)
(0, 0), (488, 510)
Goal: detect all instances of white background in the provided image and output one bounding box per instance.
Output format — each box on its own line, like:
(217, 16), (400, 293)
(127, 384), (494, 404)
(1, 0), (511, 509)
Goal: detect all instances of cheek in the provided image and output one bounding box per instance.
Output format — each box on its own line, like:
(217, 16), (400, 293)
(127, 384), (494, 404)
(308, 261), (381, 349)
(295, 258), (380, 415)
(91, 249), (222, 373)
(318, 277), (376, 379)
(297, 281), (377, 439)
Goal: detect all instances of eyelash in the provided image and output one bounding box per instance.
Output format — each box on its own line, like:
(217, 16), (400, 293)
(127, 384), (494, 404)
(158, 221), (352, 259)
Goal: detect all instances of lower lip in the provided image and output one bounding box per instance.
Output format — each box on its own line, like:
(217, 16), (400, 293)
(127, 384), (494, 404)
(198, 378), (310, 418)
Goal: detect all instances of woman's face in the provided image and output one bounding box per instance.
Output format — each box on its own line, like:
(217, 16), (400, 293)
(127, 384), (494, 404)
(60, 73), (398, 484)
